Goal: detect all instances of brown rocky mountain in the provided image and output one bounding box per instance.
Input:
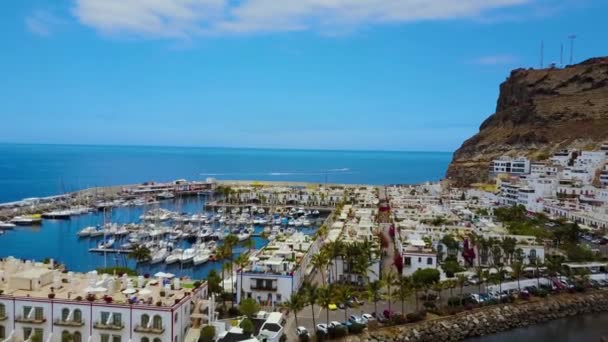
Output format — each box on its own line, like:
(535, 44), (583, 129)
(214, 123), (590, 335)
(446, 57), (608, 187)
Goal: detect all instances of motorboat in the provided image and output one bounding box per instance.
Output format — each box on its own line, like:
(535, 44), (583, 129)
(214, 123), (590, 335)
(165, 249), (183, 264)
(77, 226), (97, 237)
(237, 232), (251, 241)
(0, 221), (17, 229)
(42, 210), (72, 219)
(180, 248), (196, 263)
(193, 249), (211, 265)
(150, 248), (169, 264)
(98, 238), (115, 249)
(10, 215), (42, 226)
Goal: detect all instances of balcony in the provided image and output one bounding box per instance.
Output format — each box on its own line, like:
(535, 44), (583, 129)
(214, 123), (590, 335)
(250, 283), (277, 291)
(54, 319), (85, 327)
(93, 322), (124, 331)
(0, 314), (7, 321)
(15, 316), (46, 324)
(134, 325), (165, 334)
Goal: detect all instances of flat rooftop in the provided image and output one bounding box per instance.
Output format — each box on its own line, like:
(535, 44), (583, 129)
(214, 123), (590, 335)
(0, 257), (195, 308)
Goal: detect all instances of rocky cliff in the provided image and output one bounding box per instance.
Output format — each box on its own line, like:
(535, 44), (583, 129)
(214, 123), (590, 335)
(446, 57), (608, 186)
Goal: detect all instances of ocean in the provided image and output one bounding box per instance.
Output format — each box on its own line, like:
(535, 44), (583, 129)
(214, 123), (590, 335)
(0, 143), (452, 203)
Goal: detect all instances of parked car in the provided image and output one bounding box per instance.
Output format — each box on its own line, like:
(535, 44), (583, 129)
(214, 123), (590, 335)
(338, 302), (346, 309)
(351, 296), (365, 305)
(316, 324), (328, 334)
(348, 315), (363, 324)
(328, 303), (338, 310)
(361, 313), (374, 323)
(297, 326), (309, 337)
(329, 321), (343, 328)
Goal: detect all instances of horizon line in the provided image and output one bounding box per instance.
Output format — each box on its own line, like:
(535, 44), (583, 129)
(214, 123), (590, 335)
(0, 141), (455, 154)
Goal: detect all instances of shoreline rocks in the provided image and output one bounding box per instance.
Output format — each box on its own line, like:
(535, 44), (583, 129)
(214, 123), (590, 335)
(349, 291), (608, 341)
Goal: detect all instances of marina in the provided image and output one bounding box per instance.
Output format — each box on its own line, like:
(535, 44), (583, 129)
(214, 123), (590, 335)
(0, 192), (327, 280)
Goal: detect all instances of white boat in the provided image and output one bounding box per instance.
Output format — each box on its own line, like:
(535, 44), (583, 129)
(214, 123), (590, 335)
(263, 226), (271, 234)
(157, 191), (175, 200)
(302, 219), (311, 226)
(89, 229), (105, 237)
(0, 221), (16, 230)
(10, 215), (42, 226)
(150, 248), (169, 264)
(180, 248), (196, 263)
(42, 210), (72, 219)
(165, 249), (183, 264)
(98, 238), (115, 249)
(237, 232), (251, 241)
(193, 250), (211, 265)
(77, 226), (97, 237)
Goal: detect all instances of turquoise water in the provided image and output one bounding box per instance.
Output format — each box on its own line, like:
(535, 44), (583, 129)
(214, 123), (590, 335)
(0, 143), (452, 203)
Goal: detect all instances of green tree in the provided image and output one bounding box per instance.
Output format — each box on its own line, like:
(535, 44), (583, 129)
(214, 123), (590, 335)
(303, 282), (318, 328)
(282, 293), (305, 328)
(337, 285), (356, 322)
(366, 280), (384, 316)
(235, 253), (250, 301)
(128, 245), (151, 263)
(200, 325), (215, 342)
(311, 251), (329, 285)
(512, 261), (525, 291)
(316, 285), (336, 325)
(207, 269), (222, 297)
(240, 318), (255, 336)
(239, 298), (260, 318)
(383, 270), (398, 313)
(456, 274), (467, 305)
(395, 276), (412, 314)
(412, 268), (440, 300)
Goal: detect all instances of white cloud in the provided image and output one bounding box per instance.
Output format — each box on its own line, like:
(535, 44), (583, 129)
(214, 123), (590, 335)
(473, 54), (519, 65)
(26, 10), (64, 36)
(73, 0), (530, 38)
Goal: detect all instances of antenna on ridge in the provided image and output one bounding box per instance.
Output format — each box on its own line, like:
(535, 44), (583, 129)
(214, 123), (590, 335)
(560, 43), (564, 67)
(540, 40), (544, 69)
(568, 34), (577, 65)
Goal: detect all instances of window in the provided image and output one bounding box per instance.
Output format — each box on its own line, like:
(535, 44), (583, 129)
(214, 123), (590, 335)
(418, 257), (421, 263)
(23, 306), (32, 317)
(153, 338), (161, 342)
(34, 307), (43, 320)
(62, 330), (71, 342)
(74, 309), (82, 323)
(0, 304), (5, 318)
(23, 327), (32, 339)
(74, 331), (82, 342)
(113, 313), (122, 327)
(0, 325), (5, 339)
(62, 308), (70, 321)
(427, 258), (433, 265)
(101, 312), (110, 324)
(404, 257), (411, 266)
(141, 338), (150, 342)
(112, 335), (121, 342)
(174, 313), (178, 323)
(34, 328), (43, 341)
(153, 315), (162, 330)
(101, 334), (110, 342)
(529, 249), (537, 263)
(141, 314), (150, 327)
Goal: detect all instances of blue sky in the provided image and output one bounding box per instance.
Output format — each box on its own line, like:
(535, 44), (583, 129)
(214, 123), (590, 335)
(1, 0), (606, 151)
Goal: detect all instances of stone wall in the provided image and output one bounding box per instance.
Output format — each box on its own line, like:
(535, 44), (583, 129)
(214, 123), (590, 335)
(345, 291), (608, 342)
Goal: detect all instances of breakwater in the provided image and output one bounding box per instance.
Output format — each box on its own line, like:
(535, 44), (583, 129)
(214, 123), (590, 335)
(360, 291), (608, 342)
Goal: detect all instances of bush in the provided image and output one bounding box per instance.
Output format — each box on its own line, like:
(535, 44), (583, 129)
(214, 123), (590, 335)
(447, 296), (461, 307)
(96, 266), (137, 276)
(199, 325), (215, 342)
(406, 311), (426, 323)
(537, 290), (548, 298)
(328, 326), (348, 339)
(389, 313), (407, 325)
(239, 298), (260, 318)
(240, 318), (255, 336)
(193, 281), (202, 288)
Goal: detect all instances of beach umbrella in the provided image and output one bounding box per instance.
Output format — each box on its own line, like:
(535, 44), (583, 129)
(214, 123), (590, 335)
(122, 288), (137, 295)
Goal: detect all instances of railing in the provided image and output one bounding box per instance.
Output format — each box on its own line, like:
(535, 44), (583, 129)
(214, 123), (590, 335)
(15, 315), (46, 324)
(54, 319), (85, 327)
(134, 325), (165, 334)
(93, 322), (124, 330)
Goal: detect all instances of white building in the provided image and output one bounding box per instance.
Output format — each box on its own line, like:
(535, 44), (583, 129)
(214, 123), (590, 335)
(236, 233), (317, 306)
(400, 239), (438, 277)
(0, 258), (202, 342)
(490, 157), (531, 176)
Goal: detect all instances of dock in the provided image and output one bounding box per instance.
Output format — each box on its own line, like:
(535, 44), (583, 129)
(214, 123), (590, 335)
(89, 248), (133, 254)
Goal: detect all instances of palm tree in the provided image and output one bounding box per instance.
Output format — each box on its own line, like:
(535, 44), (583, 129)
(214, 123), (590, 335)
(329, 241), (345, 283)
(311, 252), (329, 285)
(337, 285), (355, 322)
(303, 282), (318, 328)
(128, 244), (151, 263)
(366, 280), (384, 316)
(317, 285), (335, 325)
(456, 274), (467, 306)
(383, 270), (397, 313)
(224, 234), (239, 306)
(494, 264), (506, 293)
(235, 253), (249, 301)
(243, 238), (255, 254)
(282, 292), (305, 328)
(474, 267), (485, 294)
(533, 259), (544, 288)
(395, 276), (412, 314)
(512, 261), (525, 291)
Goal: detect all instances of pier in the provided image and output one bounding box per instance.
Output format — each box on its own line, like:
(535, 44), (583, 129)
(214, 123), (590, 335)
(89, 248), (133, 254)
